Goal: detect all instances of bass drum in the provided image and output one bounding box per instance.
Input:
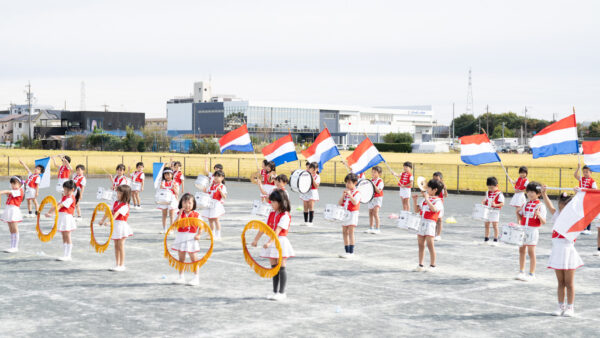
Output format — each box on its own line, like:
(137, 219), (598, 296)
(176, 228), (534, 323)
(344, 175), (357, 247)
(290, 169), (313, 194)
(356, 178), (375, 204)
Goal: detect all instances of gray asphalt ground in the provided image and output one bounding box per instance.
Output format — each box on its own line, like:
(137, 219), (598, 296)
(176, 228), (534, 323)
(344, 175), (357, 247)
(1, 178), (600, 337)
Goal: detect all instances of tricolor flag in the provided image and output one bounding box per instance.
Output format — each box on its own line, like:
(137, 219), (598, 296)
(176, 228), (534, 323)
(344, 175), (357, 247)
(301, 128), (340, 171)
(553, 189), (600, 242)
(219, 125), (254, 153)
(35, 157), (51, 189)
(346, 138), (385, 175)
(530, 114), (579, 159)
(153, 162), (165, 189)
(582, 140), (600, 172)
(262, 134), (298, 166)
(459, 134), (501, 165)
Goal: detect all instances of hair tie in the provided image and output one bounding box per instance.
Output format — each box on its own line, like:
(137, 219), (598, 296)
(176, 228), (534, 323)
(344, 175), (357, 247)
(10, 176), (22, 184)
(163, 169), (173, 174)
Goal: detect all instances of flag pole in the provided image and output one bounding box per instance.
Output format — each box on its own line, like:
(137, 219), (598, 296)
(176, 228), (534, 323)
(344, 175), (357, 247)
(574, 106), (583, 187)
(481, 127), (511, 182)
(362, 131), (400, 184)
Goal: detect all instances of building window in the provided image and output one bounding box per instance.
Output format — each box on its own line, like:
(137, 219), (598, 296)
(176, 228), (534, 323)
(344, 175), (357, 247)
(18, 123), (22, 128)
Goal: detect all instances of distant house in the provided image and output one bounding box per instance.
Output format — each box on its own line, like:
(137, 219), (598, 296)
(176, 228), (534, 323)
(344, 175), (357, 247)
(0, 115), (20, 143)
(1, 111), (62, 144)
(145, 117), (167, 131)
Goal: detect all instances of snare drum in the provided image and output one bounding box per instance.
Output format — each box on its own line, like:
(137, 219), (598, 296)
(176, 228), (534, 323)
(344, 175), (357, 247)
(500, 223), (525, 246)
(155, 189), (174, 205)
(96, 187), (116, 201)
(356, 178), (375, 204)
(472, 204), (490, 221)
(251, 200), (273, 217)
(56, 181), (64, 192)
(324, 204), (349, 222)
(396, 210), (420, 230)
(194, 191), (212, 209)
(195, 175), (210, 190)
(290, 169), (313, 194)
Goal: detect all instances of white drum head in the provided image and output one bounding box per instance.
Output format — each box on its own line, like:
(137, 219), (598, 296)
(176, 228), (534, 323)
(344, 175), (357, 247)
(356, 179), (374, 204)
(297, 171), (313, 194)
(289, 169), (302, 193)
(417, 176), (427, 191)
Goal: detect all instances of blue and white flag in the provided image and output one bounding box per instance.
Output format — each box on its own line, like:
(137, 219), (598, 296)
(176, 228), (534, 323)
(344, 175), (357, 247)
(153, 162), (165, 189)
(35, 157), (51, 189)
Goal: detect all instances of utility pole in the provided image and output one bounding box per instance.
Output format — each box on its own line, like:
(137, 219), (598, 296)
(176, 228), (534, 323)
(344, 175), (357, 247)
(101, 104), (109, 112)
(486, 104), (489, 134)
(25, 82), (33, 141)
(524, 106), (528, 143)
(502, 122), (505, 138)
(452, 102), (455, 142)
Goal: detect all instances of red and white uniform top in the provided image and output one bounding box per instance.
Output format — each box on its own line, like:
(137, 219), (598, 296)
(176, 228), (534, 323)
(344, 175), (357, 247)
(519, 199), (547, 227)
(579, 177), (597, 189)
(550, 211), (574, 241)
(342, 189), (361, 212)
(58, 194), (76, 215)
(514, 177), (529, 191)
(372, 177), (384, 197)
(262, 169), (275, 186)
(420, 197), (443, 222)
(267, 211), (291, 237)
(173, 170), (184, 186)
(131, 171), (145, 183)
(484, 190), (505, 209)
(208, 182), (227, 203)
(26, 173), (40, 189)
(112, 175), (128, 190)
(6, 188), (24, 207)
(72, 174), (87, 189)
(178, 210), (200, 233)
(397, 172), (413, 188)
(357, 172), (365, 180)
(58, 165), (71, 179)
(311, 173), (320, 190)
(112, 201), (130, 222)
(161, 180), (179, 195)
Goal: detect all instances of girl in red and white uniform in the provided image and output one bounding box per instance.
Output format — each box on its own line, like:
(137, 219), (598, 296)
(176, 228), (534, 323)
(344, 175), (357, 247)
(367, 166), (384, 234)
(108, 164), (129, 193)
(72, 164), (87, 219)
(1, 176), (24, 253)
(412, 179), (444, 272)
(257, 174), (289, 200)
(432, 171), (448, 241)
(300, 162), (320, 226)
(52, 155), (72, 193)
(394, 161), (413, 211)
(542, 187), (582, 317)
(575, 164), (597, 235)
(158, 168), (179, 234)
(130, 162), (145, 209)
(259, 161), (276, 203)
(171, 160), (185, 194)
(46, 180), (80, 261)
(338, 173), (361, 259)
(509, 166), (529, 222)
(202, 170), (227, 240)
(203, 159), (223, 186)
(98, 185), (133, 271)
(516, 182), (547, 281)
(252, 189), (294, 301)
(172, 193), (203, 286)
(18, 159), (44, 218)
(482, 177), (504, 245)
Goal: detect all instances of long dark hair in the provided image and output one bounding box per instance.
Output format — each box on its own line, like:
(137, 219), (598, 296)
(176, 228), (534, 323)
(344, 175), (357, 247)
(269, 189), (291, 213)
(63, 179), (81, 204)
(178, 193), (197, 210)
(213, 170), (225, 184)
(116, 185), (131, 204)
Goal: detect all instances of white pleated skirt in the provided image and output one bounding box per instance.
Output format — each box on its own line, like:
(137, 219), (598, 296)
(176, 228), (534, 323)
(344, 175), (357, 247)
(260, 236), (294, 259)
(112, 220), (133, 240)
(547, 238), (584, 270)
(2, 205), (22, 223)
(510, 192), (527, 207)
(202, 201), (225, 219)
(57, 212), (77, 232)
(171, 232), (201, 253)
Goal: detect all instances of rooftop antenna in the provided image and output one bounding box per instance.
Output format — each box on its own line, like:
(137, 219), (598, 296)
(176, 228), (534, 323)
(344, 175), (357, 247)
(101, 104), (109, 112)
(25, 82), (33, 140)
(80, 81), (86, 111)
(466, 68), (474, 115)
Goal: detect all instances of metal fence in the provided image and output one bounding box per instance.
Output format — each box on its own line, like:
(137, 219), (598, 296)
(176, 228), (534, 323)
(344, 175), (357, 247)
(1, 154), (581, 196)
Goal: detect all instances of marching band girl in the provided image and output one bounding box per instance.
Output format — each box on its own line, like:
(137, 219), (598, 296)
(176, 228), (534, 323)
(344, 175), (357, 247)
(542, 187), (582, 317)
(412, 179), (444, 272)
(158, 167), (180, 234)
(252, 189), (294, 300)
(575, 164), (597, 235)
(516, 182), (547, 281)
(171, 160), (185, 194)
(52, 155), (72, 189)
(257, 174), (289, 199)
(508, 166), (529, 222)
(1, 176), (24, 253)
(98, 185), (133, 271)
(367, 166), (384, 234)
(482, 177), (504, 245)
(339, 173), (361, 258)
(393, 161), (413, 212)
(108, 164), (129, 192)
(300, 162), (320, 226)
(433, 171), (447, 241)
(18, 159), (43, 218)
(202, 170), (227, 240)
(72, 164), (87, 220)
(130, 162), (145, 209)
(46, 180), (80, 261)
(172, 193), (202, 286)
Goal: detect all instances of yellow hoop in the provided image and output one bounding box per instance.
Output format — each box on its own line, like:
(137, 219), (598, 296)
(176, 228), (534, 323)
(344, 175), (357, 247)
(241, 220), (282, 278)
(163, 218), (214, 273)
(90, 203), (114, 253)
(36, 196), (58, 242)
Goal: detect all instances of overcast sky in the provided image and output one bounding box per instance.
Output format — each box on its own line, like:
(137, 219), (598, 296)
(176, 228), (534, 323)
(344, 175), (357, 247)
(1, 0), (598, 124)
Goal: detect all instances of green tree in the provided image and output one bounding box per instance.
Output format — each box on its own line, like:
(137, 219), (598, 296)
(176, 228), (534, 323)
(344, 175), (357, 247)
(587, 121), (600, 137)
(491, 125), (515, 139)
(382, 132), (413, 144)
(452, 114), (477, 137)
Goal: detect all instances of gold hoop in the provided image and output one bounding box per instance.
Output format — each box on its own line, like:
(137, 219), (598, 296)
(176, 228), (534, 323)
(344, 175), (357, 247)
(36, 196), (58, 242)
(90, 203), (114, 253)
(163, 218), (214, 273)
(241, 220), (282, 278)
